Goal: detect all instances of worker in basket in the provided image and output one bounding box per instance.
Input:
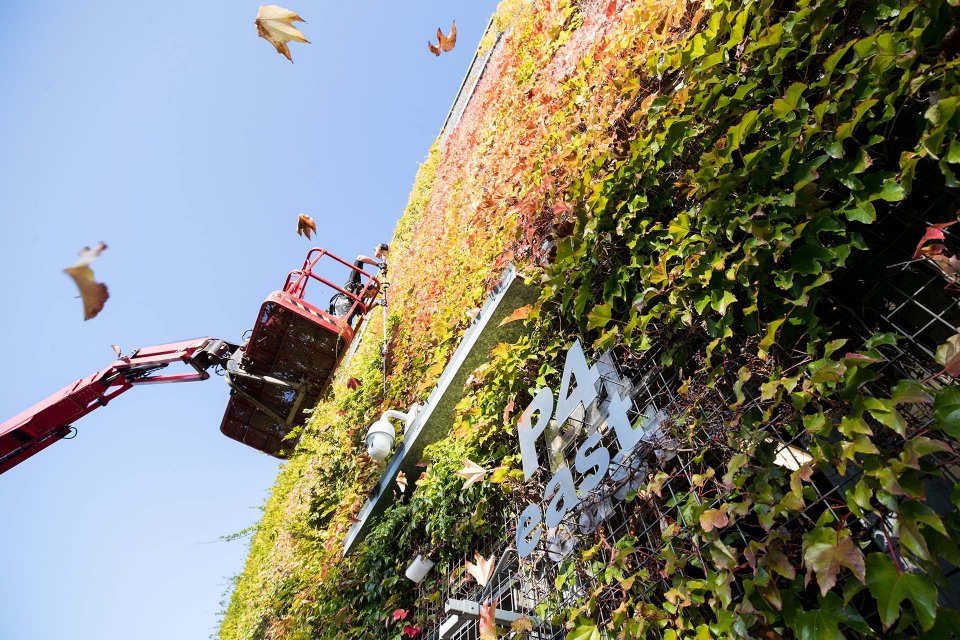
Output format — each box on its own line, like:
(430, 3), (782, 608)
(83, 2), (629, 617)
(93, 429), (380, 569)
(329, 243), (388, 325)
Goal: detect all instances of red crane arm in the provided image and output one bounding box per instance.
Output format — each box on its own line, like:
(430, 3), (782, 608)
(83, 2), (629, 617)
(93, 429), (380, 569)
(0, 338), (239, 476)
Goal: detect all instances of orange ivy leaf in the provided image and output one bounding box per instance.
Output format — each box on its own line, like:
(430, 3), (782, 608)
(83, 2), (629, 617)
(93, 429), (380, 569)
(499, 304), (533, 327)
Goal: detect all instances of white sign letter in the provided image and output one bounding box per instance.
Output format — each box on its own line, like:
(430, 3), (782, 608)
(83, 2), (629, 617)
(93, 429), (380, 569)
(518, 387), (554, 480)
(554, 341), (601, 426)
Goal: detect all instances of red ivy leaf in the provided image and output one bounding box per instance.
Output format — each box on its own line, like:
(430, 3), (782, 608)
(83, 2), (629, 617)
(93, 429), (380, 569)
(347, 377), (362, 390)
(392, 609), (408, 622)
(402, 624), (421, 638)
(913, 221), (957, 259)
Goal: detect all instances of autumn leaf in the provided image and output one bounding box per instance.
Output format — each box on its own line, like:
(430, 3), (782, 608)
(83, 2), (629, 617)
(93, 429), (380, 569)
(511, 616), (534, 633)
(396, 470), (408, 493)
(465, 552), (496, 587)
(402, 624), (420, 638)
(935, 334), (960, 376)
(913, 220), (957, 259)
(347, 377), (362, 390)
(479, 599), (498, 640)
(502, 399), (515, 425)
(438, 21), (457, 52)
(499, 304), (533, 326)
(297, 213), (316, 239)
(392, 609), (408, 622)
(802, 527), (866, 597)
(699, 506), (729, 532)
(255, 5), (309, 62)
(428, 21), (456, 56)
(456, 458), (488, 489)
(64, 242), (109, 320)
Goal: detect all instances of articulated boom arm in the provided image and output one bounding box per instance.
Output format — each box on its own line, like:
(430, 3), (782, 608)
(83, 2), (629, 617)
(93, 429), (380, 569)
(0, 338), (239, 476)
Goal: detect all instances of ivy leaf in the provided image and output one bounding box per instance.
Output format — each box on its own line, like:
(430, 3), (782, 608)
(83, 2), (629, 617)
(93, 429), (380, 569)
(934, 334), (960, 376)
(913, 221), (957, 259)
(802, 527), (866, 596)
(510, 616), (534, 633)
(456, 458), (489, 489)
(866, 553), (938, 631)
(395, 471), (407, 493)
(567, 617), (600, 640)
(863, 397), (906, 435)
(499, 304), (533, 327)
(699, 506), (729, 532)
(478, 599), (498, 640)
(791, 592), (871, 640)
(465, 552), (496, 588)
(586, 303), (613, 331)
(889, 379), (931, 405)
(392, 609), (409, 622)
(933, 387), (960, 436)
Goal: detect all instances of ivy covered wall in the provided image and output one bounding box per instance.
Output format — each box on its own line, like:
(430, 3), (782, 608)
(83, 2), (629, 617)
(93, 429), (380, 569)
(220, 0), (960, 638)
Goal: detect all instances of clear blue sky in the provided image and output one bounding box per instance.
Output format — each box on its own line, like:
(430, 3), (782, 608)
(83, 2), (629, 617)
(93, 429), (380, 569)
(0, 2), (497, 638)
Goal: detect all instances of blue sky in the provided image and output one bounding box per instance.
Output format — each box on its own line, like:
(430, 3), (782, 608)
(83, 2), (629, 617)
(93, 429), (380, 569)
(0, 1), (498, 637)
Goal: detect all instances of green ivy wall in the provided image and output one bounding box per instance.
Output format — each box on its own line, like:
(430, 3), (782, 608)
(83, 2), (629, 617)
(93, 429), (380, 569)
(220, 0), (960, 638)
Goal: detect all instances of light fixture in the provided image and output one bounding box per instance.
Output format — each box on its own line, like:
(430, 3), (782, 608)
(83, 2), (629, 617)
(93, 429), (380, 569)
(405, 553), (435, 583)
(365, 405), (421, 461)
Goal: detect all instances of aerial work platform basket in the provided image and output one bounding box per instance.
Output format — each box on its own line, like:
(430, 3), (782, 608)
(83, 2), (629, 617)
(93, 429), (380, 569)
(220, 249), (381, 457)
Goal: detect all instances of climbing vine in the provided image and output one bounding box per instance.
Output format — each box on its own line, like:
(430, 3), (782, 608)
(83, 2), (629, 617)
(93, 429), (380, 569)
(220, 0), (960, 638)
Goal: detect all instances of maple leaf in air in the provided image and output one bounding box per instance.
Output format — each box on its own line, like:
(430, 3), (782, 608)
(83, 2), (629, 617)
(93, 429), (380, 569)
(428, 21), (456, 56)
(465, 552), (496, 587)
(255, 5), (309, 62)
(456, 458), (489, 489)
(297, 213), (317, 239)
(64, 242), (109, 320)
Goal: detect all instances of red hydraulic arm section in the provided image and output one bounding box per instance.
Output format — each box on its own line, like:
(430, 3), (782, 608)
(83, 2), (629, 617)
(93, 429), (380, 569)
(0, 338), (239, 476)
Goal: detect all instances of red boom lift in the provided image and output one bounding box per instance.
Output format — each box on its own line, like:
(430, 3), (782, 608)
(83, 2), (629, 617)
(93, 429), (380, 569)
(0, 249), (382, 475)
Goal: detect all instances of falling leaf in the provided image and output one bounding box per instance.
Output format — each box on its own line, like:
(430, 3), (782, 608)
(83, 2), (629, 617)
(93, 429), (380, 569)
(456, 458), (488, 489)
(64, 242), (109, 320)
(478, 599), (498, 640)
(428, 21), (456, 56)
(402, 624), (421, 638)
(438, 21), (457, 52)
(396, 470), (408, 493)
(110, 344), (122, 358)
(935, 334), (960, 376)
(699, 507), (729, 532)
(499, 304), (533, 326)
(297, 213), (317, 239)
(255, 5), (309, 62)
(465, 552), (496, 587)
(392, 609), (408, 622)
(347, 377), (362, 390)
